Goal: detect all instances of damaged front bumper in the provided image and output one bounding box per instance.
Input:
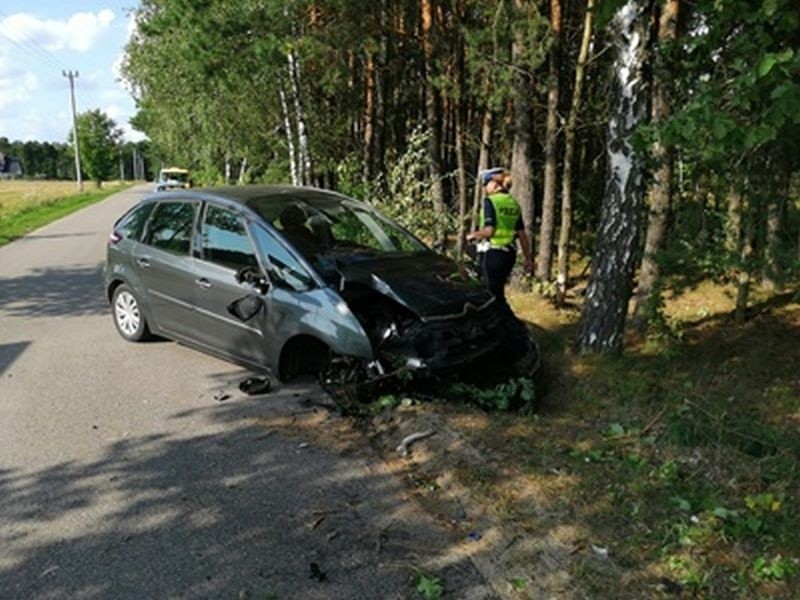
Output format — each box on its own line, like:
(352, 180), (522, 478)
(373, 304), (505, 376)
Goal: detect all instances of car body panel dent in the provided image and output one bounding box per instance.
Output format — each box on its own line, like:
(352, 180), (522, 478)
(269, 286), (373, 362)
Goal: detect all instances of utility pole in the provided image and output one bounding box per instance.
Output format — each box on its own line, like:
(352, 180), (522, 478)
(62, 70), (83, 191)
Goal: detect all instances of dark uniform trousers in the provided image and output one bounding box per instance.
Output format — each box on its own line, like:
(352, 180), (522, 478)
(480, 247), (516, 320)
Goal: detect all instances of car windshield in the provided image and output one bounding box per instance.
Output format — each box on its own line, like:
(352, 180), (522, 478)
(250, 195), (428, 260)
(161, 170), (188, 182)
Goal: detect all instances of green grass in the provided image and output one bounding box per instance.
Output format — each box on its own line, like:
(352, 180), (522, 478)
(387, 284), (800, 599)
(0, 183), (132, 245)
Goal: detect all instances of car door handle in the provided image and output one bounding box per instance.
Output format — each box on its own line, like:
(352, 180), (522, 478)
(136, 257), (151, 268)
(195, 278), (212, 289)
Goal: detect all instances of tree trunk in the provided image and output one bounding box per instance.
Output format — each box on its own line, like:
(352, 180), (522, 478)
(375, 3), (388, 186)
(278, 86), (299, 186)
(421, 0), (446, 247)
(455, 114), (468, 257)
(763, 173), (787, 291)
(631, 0), (680, 332)
(555, 0), (594, 307)
(471, 106), (493, 232)
(238, 156), (248, 184)
(725, 186), (743, 258)
(511, 10), (535, 258)
(454, 32), (468, 259)
(576, 0), (650, 354)
(363, 52), (377, 184)
(287, 49), (312, 185)
(536, 0), (563, 282)
(735, 196), (754, 324)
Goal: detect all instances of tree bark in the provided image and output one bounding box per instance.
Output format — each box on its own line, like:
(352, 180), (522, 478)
(555, 0), (594, 307)
(735, 196), (754, 324)
(763, 173), (787, 291)
(576, 0), (650, 354)
(421, 0), (446, 247)
(631, 0), (680, 332)
(287, 49), (312, 185)
(471, 106), (493, 232)
(363, 52), (377, 184)
(375, 1), (388, 185)
(454, 26), (468, 259)
(511, 7), (535, 258)
(278, 86), (299, 186)
(725, 186), (743, 258)
(238, 156), (248, 184)
(536, 0), (563, 282)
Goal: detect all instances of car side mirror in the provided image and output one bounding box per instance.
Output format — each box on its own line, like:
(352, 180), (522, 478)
(227, 294), (264, 322)
(235, 266), (270, 295)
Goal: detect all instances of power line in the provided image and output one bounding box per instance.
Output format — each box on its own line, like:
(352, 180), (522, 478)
(0, 9), (115, 122)
(0, 9), (66, 71)
(75, 77), (106, 112)
(0, 27), (62, 70)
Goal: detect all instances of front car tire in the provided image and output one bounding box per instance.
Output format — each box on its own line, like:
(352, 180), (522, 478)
(112, 284), (151, 342)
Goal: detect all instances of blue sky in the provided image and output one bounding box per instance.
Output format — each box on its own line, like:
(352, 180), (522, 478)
(0, 1), (144, 143)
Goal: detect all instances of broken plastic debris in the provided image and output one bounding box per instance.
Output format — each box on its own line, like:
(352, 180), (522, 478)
(591, 544), (609, 560)
(40, 566), (59, 577)
(298, 442), (310, 449)
(467, 532), (482, 542)
(239, 376), (271, 395)
(395, 430), (436, 457)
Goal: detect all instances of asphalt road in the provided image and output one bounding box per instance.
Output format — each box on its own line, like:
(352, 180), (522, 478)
(0, 185), (493, 599)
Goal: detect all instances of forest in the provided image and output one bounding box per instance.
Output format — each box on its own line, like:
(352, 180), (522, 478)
(122, 0), (799, 352)
(0, 138), (77, 180)
(0, 136), (154, 183)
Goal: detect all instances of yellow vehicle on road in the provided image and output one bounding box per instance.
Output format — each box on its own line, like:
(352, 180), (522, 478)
(155, 167), (190, 192)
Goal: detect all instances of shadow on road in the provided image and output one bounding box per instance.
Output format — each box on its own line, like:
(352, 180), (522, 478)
(0, 388), (490, 599)
(0, 341), (30, 376)
(0, 264), (107, 319)
(16, 233), (98, 242)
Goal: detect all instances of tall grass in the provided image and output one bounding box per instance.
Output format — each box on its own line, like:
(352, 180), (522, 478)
(0, 180), (131, 245)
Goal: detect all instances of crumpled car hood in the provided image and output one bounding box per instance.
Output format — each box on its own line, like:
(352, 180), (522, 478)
(336, 252), (494, 320)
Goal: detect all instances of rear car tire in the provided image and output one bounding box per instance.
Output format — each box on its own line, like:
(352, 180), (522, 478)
(112, 284), (151, 342)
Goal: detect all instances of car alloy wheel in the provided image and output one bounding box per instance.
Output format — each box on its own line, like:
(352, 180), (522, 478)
(112, 285), (150, 341)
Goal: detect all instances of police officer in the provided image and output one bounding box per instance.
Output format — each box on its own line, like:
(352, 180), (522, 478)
(466, 167), (533, 321)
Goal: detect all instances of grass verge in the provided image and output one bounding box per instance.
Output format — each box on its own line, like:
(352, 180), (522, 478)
(0, 182), (133, 245)
(359, 281), (800, 598)
(487, 285), (799, 597)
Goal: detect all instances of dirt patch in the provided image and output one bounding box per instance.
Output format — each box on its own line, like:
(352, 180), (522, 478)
(364, 401), (588, 599)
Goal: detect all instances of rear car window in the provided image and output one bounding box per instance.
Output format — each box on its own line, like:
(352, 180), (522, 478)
(144, 201), (197, 255)
(115, 202), (154, 241)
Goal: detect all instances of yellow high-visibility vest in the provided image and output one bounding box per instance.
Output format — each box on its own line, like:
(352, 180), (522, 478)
(481, 192), (520, 248)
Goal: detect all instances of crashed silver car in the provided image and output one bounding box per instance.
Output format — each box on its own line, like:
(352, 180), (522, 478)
(105, 185), (506, 381)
